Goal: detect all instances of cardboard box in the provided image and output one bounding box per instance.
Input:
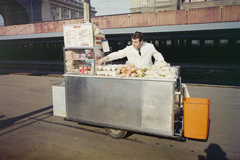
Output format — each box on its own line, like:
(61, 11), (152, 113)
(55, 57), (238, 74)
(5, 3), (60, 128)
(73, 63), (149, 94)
(94, 34), (105, 47)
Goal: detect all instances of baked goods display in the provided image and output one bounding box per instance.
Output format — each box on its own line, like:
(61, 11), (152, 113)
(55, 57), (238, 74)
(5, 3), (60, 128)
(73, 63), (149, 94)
(65, 49), (178, 79)
(96, 61), (178, 79)
(65, 49), (94, 74)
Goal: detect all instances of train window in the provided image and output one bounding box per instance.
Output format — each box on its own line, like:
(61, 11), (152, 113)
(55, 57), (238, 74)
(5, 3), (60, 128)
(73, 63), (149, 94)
(236, 40), (240, 46)
(175, 40), (180, 46)
(29, 44), (33, 47)
(155, 40), (159, 47)
(109, 42), (116, 47)
(128, 41), (132, 46)
(219, 39), (228, 46)
(191, 40), (200, 46)
(162, 40), (166, 46)
(205, 40), (214, 46)
(166, 40), (171, 47)
(184, 39), (186, 47)
(144, 40), (152, 43)
(19, 45), (21, 48)
(24, 45), (28, 48)
(117, 41), (125, 46)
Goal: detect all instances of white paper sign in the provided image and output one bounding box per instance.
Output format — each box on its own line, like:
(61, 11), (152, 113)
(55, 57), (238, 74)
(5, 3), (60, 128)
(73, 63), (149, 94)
(63, 23), (93, 48)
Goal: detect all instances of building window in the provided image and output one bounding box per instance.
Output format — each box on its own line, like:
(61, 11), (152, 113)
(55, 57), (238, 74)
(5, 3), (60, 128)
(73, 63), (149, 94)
(79, 12), (83, 18)
(62, 9), (68, 19)
(157, 0), (169, 2)
(142, 0), (149, 7)
(71, 11), (76, 18)
(51, 7), (57, 20)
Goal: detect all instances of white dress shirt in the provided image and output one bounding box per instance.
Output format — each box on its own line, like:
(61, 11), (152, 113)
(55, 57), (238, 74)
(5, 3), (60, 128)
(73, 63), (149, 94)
(107, 42), (165, 68)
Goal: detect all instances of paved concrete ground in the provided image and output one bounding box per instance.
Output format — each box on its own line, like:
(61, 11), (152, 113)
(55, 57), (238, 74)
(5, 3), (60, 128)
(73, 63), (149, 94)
(0, 75), (239, 160)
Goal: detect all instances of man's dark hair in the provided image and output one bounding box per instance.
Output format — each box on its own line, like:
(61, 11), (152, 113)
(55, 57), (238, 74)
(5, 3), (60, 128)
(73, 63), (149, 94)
(131, 31), (144, 42)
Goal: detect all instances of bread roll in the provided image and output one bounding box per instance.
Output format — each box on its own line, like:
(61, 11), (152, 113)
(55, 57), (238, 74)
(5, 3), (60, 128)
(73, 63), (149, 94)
(126, 70), (131, 75)
(131, 73), (137, 77)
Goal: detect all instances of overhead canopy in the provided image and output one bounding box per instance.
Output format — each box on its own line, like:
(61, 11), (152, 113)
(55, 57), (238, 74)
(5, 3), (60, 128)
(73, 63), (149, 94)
(0, 22), (239, 41)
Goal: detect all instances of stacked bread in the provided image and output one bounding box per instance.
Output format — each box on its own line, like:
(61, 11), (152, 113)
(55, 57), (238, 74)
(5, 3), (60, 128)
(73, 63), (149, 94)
(96, 62), (178, 80)
(117, 64), (138, 77)
(143, 61), (177, 79)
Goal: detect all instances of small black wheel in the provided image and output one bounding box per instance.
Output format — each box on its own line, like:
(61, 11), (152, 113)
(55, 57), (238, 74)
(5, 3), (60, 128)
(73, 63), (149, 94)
(105, 128), (127, 139)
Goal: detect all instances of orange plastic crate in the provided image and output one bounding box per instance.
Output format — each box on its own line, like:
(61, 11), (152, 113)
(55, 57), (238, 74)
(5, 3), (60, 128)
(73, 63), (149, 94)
(183, 98), (210, 140)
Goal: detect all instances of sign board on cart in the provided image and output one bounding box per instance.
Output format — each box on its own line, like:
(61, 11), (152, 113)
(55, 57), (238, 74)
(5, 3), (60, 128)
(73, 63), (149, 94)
(63, 23), (94, 48)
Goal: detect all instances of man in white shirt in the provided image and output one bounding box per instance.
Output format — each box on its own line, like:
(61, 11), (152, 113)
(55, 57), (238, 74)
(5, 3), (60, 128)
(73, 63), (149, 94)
(97, 31), (166, 68)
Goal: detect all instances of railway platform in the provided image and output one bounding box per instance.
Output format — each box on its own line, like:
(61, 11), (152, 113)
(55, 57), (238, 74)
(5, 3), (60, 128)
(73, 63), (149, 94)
(0, 74), (239, 159)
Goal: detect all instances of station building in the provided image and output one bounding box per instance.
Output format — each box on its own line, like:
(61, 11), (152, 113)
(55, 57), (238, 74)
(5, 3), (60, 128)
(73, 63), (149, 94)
(0, 0), (97, 26)
(130, 0), (240, 12)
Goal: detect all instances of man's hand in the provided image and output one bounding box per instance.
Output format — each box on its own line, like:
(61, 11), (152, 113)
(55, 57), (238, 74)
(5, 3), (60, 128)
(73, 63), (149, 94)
(97, 56), (109, 65)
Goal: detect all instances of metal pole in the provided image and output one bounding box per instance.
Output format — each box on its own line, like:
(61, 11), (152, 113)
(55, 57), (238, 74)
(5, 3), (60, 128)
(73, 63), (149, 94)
(84, 0), (91, 22)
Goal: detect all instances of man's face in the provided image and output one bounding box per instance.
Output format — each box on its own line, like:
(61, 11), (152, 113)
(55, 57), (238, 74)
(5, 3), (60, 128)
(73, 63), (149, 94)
(132, 38), (143, 50)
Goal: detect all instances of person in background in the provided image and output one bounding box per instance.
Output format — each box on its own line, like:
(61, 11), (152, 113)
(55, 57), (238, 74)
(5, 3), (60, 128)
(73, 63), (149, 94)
(97, 31), (166, 68)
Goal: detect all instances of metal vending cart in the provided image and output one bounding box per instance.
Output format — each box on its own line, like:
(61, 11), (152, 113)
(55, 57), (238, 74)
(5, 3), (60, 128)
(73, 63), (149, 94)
(61, 23), (210, 140)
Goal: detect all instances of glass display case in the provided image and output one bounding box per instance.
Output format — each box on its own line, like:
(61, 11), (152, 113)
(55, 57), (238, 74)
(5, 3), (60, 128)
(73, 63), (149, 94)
(64, 47), (96, 75)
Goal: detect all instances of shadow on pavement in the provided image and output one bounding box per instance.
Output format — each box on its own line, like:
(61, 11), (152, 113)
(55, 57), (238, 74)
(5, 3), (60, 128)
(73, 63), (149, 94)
(0, 106), (53, 135)
(0, 115), (6, 119)
(0, 105), (106, 138)
(198, 143), (228, 160)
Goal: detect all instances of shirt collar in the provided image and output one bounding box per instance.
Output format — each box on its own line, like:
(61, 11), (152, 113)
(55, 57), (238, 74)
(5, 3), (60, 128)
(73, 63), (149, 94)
(134, 42), (145, 51)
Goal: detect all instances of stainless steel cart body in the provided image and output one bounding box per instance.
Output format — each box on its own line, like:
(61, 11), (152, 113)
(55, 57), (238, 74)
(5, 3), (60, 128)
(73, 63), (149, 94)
(65, 74), (182, 139)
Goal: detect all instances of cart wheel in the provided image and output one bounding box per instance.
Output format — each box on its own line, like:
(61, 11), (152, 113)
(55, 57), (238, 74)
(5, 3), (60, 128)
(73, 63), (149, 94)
(105, 128), (127, 139)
